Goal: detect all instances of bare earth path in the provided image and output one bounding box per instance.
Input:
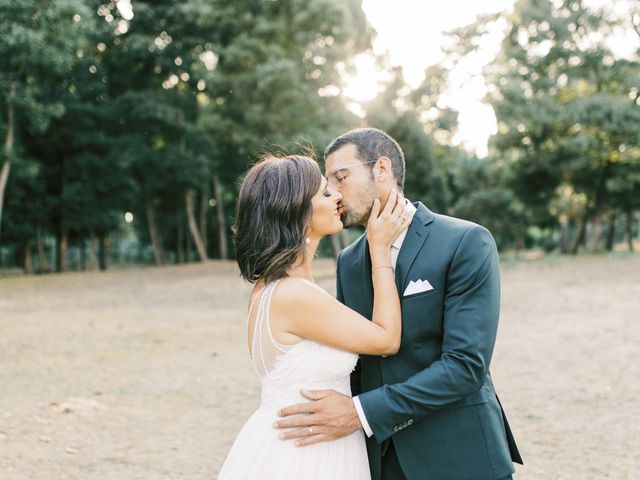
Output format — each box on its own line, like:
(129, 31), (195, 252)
(1, 255), (638, 479)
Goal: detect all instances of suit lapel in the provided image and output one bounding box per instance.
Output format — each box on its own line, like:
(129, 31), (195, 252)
(347, 203), (434, 315)
(353, 235), (374, 319)
(395, 203), (434, 294)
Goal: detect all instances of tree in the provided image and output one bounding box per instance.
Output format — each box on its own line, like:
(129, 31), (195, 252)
(0, 0), (90, 240)
(448, 0), (640, 253)
(197, 0), (371, 258)
(0, 0), (382, 270)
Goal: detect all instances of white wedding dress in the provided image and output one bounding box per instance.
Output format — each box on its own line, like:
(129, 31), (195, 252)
(217, 279), (371, 479)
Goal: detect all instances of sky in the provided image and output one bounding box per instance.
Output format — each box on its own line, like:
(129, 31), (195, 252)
(343, 0), (639, 158)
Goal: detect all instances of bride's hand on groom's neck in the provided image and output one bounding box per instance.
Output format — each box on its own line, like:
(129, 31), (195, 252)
(367, 189), (411, 261)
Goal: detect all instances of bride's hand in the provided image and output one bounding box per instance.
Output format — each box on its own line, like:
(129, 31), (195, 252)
(366, 189), (414, 260)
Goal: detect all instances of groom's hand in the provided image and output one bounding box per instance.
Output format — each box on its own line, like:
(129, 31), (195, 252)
(273, 389), (362, 447)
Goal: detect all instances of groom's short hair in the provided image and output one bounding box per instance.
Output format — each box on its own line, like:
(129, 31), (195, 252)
(324, 128), (405, 189)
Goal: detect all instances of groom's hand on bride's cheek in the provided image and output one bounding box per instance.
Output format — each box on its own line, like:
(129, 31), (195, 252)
(273, 389), (362, 447)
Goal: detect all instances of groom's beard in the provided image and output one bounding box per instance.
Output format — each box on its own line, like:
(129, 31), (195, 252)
(340, 203), (372, 228)
(341, 211), (364, 228)
(340, 179), (376, 228)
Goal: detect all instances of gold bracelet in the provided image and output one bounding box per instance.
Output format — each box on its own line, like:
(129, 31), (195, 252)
(373, 265), (393, 271)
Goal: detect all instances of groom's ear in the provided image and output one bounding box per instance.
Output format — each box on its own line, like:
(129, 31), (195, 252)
(374, 156), (393, 183)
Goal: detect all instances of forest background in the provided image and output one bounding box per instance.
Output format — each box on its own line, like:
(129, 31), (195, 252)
(1, 0), (639, 273)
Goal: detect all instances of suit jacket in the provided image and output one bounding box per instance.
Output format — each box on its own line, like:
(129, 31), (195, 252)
(337, 202), (523, 480)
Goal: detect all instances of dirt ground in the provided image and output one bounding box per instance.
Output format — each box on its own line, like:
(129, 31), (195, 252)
(0, 254), (638, 479)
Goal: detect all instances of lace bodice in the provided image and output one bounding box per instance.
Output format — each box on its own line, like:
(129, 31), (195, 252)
(247, 279), (358, 409)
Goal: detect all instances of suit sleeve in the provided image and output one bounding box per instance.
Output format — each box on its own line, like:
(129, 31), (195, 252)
(357, 226), (501, 443)
(337, 251), (363, 397)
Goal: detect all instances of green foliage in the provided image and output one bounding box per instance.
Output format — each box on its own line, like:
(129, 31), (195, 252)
(1, 0), (638, 270)
(449, 0), (640, 252)
(0, 0), (372, 269)
(0, 0), (91, 135)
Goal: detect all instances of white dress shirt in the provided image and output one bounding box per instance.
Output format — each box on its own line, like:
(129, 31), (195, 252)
(352, 199), (416, 438)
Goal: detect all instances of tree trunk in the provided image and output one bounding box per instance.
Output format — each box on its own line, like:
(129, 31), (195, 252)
(212, 175), (228, 260)
(515, 235), (525, 255)
(79, 238), (87, 270)
(0, 161), (10, 240)
(91, 235), (99, 269)
(559, 215), (570, 254)
(176, 211), (185, 263)
(571, 213), (588, 255)
(98, 233), (108, 271)
(145, 200), (164, 266)
(0, 82), (16, 240)
(186, 219), (192, 262)
(627, 210), (635, 252)
(605, 210), (616, 252)
(37, 223), (47, 273)
(199, 189), (208, 252)
(23, 243), (33, 274)
(585, 213), (604, 253)
(56, 228), (68, 273)
(185, 190), (208, 262)
(583, 159), (611, 254)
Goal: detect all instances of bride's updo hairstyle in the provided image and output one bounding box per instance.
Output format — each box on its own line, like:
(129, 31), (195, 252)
(234, 155), (322, 284)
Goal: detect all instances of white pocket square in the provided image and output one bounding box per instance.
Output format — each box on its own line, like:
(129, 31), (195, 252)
(403, 279), (434, 296)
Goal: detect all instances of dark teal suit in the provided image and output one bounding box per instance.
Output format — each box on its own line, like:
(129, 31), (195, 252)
(336, 203), (523, 480)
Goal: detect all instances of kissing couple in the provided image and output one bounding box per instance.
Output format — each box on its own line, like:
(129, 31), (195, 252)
(218, 128), (523, 479)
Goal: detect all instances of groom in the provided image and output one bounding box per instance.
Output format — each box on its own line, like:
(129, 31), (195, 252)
(275, 128), (523, 479)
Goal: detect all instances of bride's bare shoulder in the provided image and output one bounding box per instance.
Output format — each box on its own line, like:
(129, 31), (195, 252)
(272, 277), (330, 308)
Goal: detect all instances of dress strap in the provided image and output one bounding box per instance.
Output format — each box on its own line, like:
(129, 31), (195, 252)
(254, 283), (272, 374)
(250, 279), (285, 376)
(246, 285), (266, 340)
(262, 280), (289, 353)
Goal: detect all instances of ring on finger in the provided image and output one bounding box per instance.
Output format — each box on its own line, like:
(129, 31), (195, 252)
(308, 427), (313, 434)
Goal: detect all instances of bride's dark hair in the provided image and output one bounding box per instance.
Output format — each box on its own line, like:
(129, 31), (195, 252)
(233, 155), (322, 284)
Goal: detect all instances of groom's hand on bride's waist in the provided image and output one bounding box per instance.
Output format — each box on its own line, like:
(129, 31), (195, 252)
(273, 389), (362, 447)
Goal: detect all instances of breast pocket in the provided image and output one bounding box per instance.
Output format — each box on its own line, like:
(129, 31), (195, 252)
(401, 288), (443, 341)
(402, 287), (439, 301)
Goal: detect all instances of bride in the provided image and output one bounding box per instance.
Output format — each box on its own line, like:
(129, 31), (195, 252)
(217, 154), (413, 479)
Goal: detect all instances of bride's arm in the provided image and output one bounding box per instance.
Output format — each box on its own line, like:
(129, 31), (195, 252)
(273, 191), (412, 356)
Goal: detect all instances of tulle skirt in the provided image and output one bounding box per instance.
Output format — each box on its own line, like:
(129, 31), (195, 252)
(217, 406), (371, 479)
